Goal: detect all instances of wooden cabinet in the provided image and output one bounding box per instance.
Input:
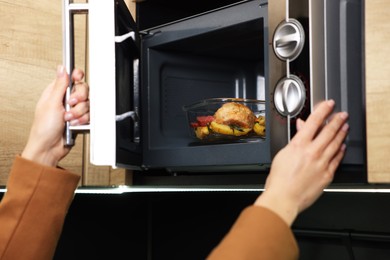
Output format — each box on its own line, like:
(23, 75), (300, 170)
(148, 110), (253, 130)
(366, 0), (390, 183)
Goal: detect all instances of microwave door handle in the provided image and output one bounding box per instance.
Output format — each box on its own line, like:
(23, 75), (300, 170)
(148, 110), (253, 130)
(62, 0), (89, 146)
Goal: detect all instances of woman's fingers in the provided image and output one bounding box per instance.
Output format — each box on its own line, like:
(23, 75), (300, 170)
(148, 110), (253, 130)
(312, 111), (349, 152)
(70, 112), (90, 126)
(327, 144), (347, 174)
(70, 100), (89, 117)
(71, 68), (85, 82)
(293, 100), (349, 175)
(69, 82), (89, 104)
(296, 118), (305, 131)
(64, 69), (89, 125)
(50, 65), (69, 102)
(320, 120), (349, 164)
(293, 100), (335, 143)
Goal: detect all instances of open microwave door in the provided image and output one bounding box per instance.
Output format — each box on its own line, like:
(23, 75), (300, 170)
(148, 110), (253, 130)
(111, 0), (142, 169)
(96, 0), (272, 172)
(64, 0), (141, 169)
(67, 0), (272, 173)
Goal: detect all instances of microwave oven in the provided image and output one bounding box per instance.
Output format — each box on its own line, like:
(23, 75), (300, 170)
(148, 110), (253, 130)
(63, 0), (366, 185)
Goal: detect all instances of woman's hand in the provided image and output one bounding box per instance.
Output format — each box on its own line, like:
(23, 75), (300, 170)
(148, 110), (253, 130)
(21, 65), (90, 167)
(255, 100), (349, 226)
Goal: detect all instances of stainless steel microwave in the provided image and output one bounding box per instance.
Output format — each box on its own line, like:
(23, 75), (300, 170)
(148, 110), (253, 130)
(63, 0), (366, 184)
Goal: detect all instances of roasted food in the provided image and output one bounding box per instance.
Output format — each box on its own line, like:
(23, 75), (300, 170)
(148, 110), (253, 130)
(210, 121), (252, 136)
(214, 102), (256, 129)
(253, 116), (266, 136)
(195, 126), (210, 139)
(188, 102), (266, 140)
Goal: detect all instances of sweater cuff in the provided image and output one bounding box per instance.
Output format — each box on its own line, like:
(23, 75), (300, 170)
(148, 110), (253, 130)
(208, 205), (299, 259)
(6, 156), (80, 197)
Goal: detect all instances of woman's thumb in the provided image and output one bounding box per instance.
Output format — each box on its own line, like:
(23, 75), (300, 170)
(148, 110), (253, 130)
(53, 65), (70, 99)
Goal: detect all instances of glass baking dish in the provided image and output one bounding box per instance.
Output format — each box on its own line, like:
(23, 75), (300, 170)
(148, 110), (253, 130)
(183, 98), (266, 143)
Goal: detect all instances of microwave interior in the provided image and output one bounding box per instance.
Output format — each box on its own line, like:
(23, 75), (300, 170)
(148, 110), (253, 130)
(114, 0), (271, 174)
(112, 0), (366, 184)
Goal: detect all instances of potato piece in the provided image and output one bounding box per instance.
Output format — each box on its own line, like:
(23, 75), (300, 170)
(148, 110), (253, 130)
(253, 123), (266, 137)
(195, 126), (209, 139)
(210, 121), (251, 136)
(210, 121), (233, 135)
(256, 115), (266, 126)
(232, 127), (252, 136)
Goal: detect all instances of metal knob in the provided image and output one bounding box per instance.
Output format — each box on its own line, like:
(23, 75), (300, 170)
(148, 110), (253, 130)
(273, 19), (305, 61)
(273, 75), (306, 118)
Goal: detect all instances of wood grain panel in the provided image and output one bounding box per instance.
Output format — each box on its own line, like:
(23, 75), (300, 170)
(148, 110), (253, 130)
(0, 0), (104, 187)
(366, 0), (390, 183)
(124, 0), (136, 18)
(0, 0), (85, 185)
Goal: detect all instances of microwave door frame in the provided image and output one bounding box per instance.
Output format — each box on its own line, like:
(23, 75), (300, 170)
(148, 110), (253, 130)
(309, 0), (366, 169)
(88, 0), (142, 169)
(114, 0), (142, 169)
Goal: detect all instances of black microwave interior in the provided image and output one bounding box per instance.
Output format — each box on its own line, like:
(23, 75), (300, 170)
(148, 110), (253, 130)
(115, 0), (272, 173)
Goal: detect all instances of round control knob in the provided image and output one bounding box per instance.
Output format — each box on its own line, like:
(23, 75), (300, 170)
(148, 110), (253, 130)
(273, 19), (305, 61)
(273, 75), (306, 118)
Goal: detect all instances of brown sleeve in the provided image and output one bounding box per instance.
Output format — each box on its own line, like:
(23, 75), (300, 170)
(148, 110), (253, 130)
(207, 205), (299, 260)
(0, 156), (80, 260)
